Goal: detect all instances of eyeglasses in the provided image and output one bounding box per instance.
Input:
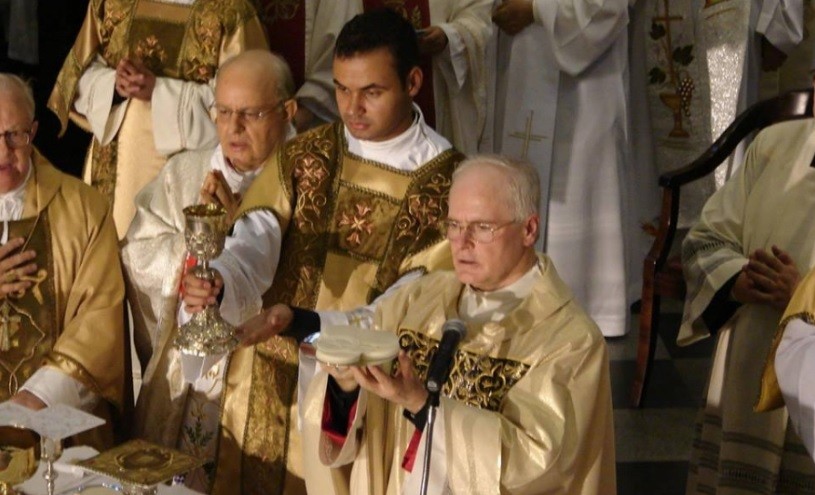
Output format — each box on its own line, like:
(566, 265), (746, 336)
(441, 219), (518, 244)
(212, 101), (285, 123)
(0, 127), (33, 149)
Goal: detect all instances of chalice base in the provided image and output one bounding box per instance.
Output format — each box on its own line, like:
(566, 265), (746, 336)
(175, 308), (239, 357)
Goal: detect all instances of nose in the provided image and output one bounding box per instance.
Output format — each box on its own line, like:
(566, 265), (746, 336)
(0, 135), (13, 158)
(449, 229), (475, 249)
(346, 92), (364, 118)
(224, 112), (245, 134)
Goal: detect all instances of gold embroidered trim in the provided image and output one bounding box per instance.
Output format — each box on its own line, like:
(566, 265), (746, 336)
(398, 328), (531, 412)
(90, 138), (118, 206)
(0, 213), (57, 400)
(242, 337), (299, 493)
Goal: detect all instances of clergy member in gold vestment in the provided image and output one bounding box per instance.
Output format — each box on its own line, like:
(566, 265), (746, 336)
(126, 51), (298, 493)
(0, 74), (125, 449)
(165, 10), (462, 495)
(47, 0), (269, 238)
(300, 155), (616, 495)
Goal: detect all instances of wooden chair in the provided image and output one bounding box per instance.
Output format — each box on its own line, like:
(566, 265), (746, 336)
(630, 88), (814, 408)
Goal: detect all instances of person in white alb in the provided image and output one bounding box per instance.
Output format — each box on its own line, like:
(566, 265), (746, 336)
(479, 0), (637, 337)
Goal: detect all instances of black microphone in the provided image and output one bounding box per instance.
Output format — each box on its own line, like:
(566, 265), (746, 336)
(425, 319), (468, 394)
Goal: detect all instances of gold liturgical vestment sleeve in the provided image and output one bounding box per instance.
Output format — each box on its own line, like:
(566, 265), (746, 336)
(303, 254), (616, 495)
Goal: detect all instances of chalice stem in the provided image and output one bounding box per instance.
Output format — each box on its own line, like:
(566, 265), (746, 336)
(44, 459), (55, 495)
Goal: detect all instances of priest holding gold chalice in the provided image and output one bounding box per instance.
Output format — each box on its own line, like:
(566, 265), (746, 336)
(255, 156), (617, 494)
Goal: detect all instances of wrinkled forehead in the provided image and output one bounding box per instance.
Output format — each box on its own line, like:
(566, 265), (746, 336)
(215, 71), (279, 106)
(0, 91), (33, 126)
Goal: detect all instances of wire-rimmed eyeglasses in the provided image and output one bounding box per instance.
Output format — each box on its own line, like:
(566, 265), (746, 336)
(0, 127), (33, 149)
(211, 101), (286, 123)
(441, 219), (518, 244)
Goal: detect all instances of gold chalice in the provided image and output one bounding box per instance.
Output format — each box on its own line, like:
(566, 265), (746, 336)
(0, 426), (40, 495)
(174, 203), (239, 356)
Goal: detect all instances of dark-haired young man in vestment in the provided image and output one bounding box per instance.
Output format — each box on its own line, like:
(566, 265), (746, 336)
(175, 9), (463, 495)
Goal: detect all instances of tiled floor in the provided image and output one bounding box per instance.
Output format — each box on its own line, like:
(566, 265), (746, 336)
(611, 302), (715, 494)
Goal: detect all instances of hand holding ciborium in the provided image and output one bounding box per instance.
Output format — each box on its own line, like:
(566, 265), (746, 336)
(174, 203), (239, 356)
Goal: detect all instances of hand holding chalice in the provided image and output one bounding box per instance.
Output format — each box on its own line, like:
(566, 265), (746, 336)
(174, 204), (239, 356)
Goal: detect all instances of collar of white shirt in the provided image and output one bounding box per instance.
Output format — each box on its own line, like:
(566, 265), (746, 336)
(211, 123), (296, 196)
(343, 103), (452, 172)
(459, 261), (542, 324)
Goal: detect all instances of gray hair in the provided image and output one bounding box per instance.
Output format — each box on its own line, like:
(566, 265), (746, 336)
(218, 50), (295, 101)
(0, 73), (35, 121)
(453, 154), (540, 221)
(268, 52), (295, 101)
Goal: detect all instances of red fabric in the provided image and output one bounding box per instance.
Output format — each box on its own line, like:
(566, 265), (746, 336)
(362, 0), (436, 128)
(401, 428), (423, 473)
(254, 1), (307, 88)
(177, 253), (197, 297)
(321, 392), (359, 447)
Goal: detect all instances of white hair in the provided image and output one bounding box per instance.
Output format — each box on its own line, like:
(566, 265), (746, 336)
(0, 73), (35, 121)
(453, 154), (540, 221)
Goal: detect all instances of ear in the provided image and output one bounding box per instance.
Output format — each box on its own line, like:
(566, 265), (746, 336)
(406, 66), (423, 98)
(29, 120), (38, 142)
(282, 99), (297, 123)
(522, 214), (539, 248)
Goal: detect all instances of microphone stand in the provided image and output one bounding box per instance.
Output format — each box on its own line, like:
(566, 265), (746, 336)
(419, 390), (440, 495)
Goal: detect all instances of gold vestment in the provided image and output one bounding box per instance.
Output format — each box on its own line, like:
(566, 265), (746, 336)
(0, 151), (125, 448)
(48, 0), (268, 237)
(135, 122), (462, 494)
(302, 254), (617, 495)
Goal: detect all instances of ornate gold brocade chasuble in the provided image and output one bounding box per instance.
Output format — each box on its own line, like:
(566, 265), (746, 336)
(229, 122), (460, 493)
(52, 0), (259, 112)
(399, 329), (531, 411)
(0, 214), (57, 400)
(263, 123), (460, 311)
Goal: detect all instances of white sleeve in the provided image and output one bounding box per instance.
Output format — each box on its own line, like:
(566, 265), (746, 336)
(756, 0), (804, 54)
(211, 210), (283, 325)
(532, 0), (629, 76)
(19, 367), (98, 412)
(73, 55), (129, 145)
(315, 270), (424, 331)
(150, 77), (219, 155)
(776, 318), (815, 461)
(436, 23), (469, 91)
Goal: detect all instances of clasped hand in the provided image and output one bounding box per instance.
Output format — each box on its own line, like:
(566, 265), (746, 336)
(115, 57), (156, 101)
(731, 245), (800, 311)
(323, 351), (429, 415)
(0, 237), (37, 300)
(492, 0), (534, 36)
(418, 26), (449, 56)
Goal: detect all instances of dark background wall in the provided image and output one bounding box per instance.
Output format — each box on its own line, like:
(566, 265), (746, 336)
(0, 0), (91, 178)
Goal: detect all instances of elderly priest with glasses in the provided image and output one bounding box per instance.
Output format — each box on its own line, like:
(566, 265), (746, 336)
(298, 155), (616, 495)
(122, 50), (297, 493)
(0, 74), (124, 449)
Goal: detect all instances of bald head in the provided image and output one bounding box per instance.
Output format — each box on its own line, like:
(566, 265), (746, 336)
(0, 74), (35, 122)
(214, 50), (297, 172)
(217, 50), (295, 103)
